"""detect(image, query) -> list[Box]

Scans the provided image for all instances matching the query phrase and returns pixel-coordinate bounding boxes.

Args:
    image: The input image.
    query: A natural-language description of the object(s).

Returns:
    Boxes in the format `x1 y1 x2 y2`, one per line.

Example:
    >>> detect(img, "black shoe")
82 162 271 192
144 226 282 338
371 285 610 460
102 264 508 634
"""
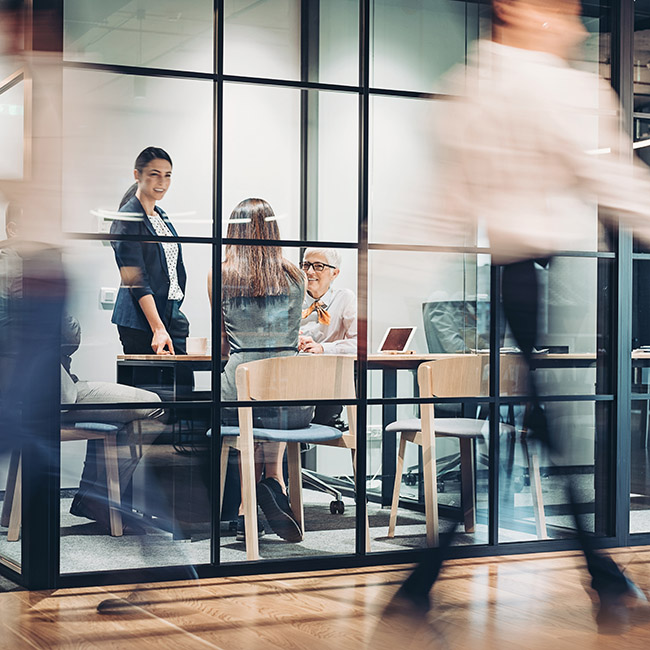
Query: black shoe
595 579 650 634
235 515 266 542
256 478 303 542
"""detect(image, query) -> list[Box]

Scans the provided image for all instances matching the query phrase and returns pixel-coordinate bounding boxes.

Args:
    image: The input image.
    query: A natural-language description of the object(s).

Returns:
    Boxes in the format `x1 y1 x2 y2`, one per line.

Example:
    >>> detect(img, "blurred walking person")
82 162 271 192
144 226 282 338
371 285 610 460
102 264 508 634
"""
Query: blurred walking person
375 0 650 642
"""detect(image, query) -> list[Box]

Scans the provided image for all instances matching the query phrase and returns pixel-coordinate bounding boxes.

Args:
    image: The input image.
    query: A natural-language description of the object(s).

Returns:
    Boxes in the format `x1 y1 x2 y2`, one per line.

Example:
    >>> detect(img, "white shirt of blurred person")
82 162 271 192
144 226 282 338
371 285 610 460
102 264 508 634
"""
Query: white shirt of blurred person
299 248 357 355
433 0 650 264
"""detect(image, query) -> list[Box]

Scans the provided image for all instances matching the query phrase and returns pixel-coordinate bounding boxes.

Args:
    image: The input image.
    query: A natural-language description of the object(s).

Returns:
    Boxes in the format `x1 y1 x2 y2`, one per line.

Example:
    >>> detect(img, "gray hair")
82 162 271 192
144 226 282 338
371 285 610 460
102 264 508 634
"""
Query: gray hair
303 247 341 269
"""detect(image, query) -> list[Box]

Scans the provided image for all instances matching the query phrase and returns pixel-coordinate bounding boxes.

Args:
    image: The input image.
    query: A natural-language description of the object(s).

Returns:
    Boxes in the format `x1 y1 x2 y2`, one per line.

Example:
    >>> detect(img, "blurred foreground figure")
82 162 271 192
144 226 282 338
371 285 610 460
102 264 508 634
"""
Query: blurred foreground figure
374 0 650 643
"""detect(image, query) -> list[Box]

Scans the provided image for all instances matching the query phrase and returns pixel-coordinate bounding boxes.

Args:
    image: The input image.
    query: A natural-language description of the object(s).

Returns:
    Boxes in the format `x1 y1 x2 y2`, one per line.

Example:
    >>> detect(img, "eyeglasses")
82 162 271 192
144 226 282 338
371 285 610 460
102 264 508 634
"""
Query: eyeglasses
301 261 336 272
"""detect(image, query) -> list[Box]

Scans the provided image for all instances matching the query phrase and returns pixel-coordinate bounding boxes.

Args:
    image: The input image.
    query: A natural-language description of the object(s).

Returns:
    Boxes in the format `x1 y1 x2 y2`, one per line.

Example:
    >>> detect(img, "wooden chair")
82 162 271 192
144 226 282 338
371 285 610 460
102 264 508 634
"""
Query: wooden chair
219 354 368 561
1 422 124 540
386 355 548 546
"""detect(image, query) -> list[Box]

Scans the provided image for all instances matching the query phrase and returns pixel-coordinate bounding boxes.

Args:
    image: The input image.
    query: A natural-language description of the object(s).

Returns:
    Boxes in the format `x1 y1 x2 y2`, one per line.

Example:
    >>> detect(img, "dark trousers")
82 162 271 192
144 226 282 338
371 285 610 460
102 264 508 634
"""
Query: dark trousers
117 301 192 396
399 259 629 604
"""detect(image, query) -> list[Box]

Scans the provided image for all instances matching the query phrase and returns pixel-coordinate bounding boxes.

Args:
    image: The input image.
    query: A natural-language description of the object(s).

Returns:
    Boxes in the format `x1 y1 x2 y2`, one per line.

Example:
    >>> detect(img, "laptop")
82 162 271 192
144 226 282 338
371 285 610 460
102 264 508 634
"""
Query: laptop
378 327 417 353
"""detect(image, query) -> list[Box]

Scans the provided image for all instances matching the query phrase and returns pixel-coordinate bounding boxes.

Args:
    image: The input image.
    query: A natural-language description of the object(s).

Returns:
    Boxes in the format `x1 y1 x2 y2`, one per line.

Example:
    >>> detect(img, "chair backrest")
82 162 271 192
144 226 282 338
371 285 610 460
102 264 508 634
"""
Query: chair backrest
479 354 529 396
235 355 356 402
417 355 483 399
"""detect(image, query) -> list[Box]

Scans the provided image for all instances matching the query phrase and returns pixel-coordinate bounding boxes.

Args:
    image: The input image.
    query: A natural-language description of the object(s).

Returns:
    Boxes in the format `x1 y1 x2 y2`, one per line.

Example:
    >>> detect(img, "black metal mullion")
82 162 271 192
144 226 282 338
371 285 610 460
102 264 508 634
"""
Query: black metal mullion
211 0 225 568
354 0 370 558
611 0 634 548
488 265 501 548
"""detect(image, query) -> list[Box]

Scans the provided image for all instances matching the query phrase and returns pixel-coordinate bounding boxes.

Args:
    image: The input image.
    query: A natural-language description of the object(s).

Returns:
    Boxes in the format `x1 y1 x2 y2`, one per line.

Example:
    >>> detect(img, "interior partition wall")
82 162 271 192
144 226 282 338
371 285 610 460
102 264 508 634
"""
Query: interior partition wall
1 0 650 590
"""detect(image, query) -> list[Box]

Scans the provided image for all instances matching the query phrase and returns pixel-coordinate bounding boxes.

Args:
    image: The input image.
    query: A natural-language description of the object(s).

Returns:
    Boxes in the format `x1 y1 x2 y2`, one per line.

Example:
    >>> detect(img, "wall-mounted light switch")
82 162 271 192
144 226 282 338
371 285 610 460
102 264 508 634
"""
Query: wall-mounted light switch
99 287 118 310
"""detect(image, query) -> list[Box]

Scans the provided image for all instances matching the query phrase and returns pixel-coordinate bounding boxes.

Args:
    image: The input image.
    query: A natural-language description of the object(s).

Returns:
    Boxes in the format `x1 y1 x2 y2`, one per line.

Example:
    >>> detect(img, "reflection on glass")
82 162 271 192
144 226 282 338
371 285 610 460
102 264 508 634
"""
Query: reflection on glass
631 400 650 533
64 0 214 72
62 68 213 236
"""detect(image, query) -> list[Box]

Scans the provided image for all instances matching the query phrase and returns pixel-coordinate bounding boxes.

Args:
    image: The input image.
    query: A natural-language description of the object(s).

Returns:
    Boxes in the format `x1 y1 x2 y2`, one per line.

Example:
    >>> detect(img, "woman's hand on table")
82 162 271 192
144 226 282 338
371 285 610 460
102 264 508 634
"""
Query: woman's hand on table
151 327 175 355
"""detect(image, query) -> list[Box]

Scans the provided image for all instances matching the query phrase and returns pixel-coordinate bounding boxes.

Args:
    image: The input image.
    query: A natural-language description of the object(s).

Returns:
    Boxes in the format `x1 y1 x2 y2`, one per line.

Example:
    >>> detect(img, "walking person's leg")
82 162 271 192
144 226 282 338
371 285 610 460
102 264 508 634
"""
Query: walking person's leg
501 260 644 629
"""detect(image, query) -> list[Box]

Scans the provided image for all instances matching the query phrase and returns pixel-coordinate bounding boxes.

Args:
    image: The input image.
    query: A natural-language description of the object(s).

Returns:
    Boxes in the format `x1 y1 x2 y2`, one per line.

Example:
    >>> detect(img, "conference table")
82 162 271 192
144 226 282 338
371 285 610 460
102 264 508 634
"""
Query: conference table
117 351 604 511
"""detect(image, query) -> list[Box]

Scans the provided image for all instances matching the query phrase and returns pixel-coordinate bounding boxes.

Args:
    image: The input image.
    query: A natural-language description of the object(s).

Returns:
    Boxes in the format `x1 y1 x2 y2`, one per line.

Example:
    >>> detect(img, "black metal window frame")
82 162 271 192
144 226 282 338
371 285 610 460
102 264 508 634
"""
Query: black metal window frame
4 0 649 591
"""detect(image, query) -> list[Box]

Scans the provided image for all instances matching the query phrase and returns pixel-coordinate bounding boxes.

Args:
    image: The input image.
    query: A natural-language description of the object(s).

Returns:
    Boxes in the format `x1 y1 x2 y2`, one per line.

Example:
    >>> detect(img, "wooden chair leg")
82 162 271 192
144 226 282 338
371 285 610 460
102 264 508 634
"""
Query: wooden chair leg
102 435 123 537
351 449 371 552
523 438 548 539
459 437 476 534
219 441 230 516
1 449 21 528
286 442 304 534
7 455 21 542
421 430 439 547
239 436 259 561
388 435 407 538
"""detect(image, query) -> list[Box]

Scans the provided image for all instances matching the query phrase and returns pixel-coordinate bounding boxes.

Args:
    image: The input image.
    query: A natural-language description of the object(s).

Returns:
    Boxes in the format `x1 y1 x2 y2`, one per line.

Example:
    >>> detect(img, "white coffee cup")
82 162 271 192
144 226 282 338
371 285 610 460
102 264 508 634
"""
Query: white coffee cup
186 336 208 355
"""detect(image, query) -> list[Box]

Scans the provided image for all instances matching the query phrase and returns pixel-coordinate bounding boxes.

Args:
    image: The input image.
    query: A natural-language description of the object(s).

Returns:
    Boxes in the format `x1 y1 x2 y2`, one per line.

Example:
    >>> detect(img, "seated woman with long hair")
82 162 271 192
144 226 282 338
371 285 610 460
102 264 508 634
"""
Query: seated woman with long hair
208 198 309 543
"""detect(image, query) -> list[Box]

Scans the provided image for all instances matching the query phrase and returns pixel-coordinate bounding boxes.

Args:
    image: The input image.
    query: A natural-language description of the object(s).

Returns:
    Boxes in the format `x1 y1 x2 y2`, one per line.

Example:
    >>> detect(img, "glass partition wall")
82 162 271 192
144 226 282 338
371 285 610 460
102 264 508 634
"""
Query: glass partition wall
2 0 648 590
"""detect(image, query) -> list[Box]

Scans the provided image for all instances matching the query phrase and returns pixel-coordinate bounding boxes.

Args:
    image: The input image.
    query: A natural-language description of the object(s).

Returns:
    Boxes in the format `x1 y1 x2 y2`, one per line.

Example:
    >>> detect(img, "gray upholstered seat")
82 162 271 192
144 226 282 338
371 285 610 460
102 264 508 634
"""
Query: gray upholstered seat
218 424 343 443
386 417 514 438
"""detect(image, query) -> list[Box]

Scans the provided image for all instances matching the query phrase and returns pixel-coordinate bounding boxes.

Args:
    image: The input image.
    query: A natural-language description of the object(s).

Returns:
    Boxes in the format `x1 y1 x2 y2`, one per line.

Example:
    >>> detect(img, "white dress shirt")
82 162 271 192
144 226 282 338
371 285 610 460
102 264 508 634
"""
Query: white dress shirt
436 40 650 264
301 287 357 355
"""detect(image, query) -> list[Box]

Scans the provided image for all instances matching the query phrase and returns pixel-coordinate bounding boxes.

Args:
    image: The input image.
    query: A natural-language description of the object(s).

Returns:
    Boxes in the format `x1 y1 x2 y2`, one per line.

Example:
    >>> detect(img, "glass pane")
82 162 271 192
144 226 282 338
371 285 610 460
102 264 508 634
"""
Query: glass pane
370 96 473 247
631 400 650 533
64 0 214 73
507 257 610 397
318 0 359 86
371 0 474 94
64 240 213 403
499 401 611 543
62 68 213 237
224 0 300 80
308 90 358 243
219 243 358 561
223 83 300 239
369 385 490 551
369 250 490 356
60 406 212 573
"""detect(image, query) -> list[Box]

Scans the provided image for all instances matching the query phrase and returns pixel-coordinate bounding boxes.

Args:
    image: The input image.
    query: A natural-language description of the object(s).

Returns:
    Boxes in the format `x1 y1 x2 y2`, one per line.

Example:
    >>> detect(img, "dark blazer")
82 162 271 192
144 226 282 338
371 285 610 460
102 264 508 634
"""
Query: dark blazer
110 195 187 332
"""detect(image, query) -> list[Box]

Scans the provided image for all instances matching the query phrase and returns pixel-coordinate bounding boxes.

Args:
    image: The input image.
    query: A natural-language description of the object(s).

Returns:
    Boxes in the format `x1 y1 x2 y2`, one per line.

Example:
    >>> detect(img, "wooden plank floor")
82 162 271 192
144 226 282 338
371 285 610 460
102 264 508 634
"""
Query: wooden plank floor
1 547 650 649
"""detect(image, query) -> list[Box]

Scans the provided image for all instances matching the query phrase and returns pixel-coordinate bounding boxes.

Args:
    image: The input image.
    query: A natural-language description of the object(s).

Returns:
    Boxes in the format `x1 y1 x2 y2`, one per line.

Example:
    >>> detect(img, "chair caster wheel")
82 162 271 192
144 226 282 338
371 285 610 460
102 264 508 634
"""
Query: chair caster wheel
330 500 345 515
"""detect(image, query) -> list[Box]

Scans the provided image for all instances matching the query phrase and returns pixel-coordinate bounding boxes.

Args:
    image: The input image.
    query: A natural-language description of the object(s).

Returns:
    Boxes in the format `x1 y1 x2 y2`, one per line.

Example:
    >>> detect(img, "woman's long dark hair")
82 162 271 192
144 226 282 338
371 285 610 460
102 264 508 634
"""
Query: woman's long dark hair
119 147 173 209
222 198 303 298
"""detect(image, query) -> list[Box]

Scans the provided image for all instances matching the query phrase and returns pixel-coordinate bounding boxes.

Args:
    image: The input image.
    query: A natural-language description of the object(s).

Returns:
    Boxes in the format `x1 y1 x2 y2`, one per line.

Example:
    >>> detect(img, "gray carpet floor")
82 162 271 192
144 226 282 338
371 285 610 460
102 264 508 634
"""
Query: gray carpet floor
2 473 650 574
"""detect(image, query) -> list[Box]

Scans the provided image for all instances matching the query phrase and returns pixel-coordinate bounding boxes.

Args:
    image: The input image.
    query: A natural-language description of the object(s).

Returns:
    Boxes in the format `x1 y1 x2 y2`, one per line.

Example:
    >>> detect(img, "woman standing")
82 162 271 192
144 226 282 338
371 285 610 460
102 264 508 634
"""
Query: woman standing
111 147 189 360
208 198 309 543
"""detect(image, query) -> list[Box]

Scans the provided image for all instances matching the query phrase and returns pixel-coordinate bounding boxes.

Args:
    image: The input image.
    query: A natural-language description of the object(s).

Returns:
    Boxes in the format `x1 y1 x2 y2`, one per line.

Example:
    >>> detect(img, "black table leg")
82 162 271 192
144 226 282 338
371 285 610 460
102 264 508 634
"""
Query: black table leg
381 368 398 507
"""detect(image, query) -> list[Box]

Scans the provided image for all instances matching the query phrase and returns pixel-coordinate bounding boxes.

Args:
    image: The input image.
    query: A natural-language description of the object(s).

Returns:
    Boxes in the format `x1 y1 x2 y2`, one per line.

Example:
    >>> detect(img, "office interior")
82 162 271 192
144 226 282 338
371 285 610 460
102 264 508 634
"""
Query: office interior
1 0 650 591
